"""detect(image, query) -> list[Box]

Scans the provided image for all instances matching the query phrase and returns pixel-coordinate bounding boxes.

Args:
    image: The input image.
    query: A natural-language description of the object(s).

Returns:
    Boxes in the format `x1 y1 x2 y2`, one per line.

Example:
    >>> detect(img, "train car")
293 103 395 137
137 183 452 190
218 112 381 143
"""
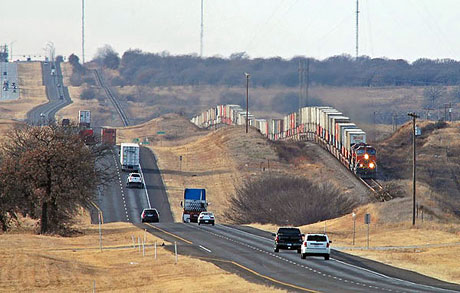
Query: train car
190 103 377 180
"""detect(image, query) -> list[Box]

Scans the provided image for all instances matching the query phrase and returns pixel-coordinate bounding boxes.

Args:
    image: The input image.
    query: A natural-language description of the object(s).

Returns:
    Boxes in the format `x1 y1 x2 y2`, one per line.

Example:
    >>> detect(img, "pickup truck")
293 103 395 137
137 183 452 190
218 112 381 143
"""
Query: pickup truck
273 227 304 253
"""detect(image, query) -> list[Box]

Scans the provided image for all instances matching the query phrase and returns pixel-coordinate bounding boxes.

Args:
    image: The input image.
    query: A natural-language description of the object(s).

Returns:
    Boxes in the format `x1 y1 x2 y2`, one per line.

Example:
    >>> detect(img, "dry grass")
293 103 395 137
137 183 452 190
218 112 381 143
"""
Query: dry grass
56 63 125 127
0 62 47 120
0 212 284 292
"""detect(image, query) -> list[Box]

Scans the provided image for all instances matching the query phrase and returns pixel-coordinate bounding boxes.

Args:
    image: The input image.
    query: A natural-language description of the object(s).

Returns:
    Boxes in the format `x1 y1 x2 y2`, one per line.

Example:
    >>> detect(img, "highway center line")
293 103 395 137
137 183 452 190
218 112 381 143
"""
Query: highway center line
144 223 193 245
194 256 320 293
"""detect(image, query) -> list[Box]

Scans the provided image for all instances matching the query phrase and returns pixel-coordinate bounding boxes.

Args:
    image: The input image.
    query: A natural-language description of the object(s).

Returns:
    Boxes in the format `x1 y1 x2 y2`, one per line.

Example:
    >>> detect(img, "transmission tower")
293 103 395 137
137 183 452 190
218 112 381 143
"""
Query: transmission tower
200 0 204 57
82 0 85 64
355 0 359 59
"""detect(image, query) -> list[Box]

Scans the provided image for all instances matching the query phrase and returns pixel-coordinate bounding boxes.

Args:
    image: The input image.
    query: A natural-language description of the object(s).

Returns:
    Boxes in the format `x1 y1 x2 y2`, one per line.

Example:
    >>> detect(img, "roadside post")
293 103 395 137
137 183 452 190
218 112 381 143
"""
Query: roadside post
352 212 356 245
157 131 165 147
155 241 157 260
98 212 102 252
179 155 182 171
365 213 371 249
174 241 178 264
138 237 141 253
131 235 135 249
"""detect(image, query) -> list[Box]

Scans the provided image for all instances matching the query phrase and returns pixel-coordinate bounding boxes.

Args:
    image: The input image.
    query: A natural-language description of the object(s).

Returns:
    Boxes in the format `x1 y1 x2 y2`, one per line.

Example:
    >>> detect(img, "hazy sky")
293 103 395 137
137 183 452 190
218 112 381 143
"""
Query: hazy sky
2 0 460 62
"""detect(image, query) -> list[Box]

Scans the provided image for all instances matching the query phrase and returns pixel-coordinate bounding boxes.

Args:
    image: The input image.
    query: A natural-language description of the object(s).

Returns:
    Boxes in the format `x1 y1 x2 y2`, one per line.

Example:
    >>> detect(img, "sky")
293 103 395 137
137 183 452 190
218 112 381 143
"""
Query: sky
2 0 460 62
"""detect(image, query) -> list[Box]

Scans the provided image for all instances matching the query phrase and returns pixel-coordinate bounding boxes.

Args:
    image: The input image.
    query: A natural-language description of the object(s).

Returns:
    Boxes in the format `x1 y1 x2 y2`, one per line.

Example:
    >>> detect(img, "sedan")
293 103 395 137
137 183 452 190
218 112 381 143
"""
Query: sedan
198 212 215 226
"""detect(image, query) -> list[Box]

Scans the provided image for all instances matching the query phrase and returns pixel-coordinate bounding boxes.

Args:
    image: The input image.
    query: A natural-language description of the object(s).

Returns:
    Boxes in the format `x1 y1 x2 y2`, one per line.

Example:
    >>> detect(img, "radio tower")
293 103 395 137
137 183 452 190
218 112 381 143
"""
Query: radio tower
82 0 85 64
200 0 204 57
355 0 359 59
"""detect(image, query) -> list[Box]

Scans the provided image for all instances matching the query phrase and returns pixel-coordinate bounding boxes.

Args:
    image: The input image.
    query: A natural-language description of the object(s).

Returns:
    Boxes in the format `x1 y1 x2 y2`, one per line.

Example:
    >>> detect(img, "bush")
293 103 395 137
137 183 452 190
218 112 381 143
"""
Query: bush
224 176 357 226
80 88 96 100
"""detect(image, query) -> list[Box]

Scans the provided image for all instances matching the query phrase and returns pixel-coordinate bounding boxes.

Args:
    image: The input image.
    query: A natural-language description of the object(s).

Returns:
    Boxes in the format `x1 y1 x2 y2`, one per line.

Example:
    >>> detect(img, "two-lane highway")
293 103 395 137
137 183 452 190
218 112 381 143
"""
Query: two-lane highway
143 222 460 293
27 61 71 124
97 146 174 224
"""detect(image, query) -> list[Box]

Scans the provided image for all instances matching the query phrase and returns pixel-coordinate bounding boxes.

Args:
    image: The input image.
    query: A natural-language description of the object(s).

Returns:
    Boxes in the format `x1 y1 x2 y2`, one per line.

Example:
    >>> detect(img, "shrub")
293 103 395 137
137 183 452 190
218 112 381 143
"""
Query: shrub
80 88 96 100
224 176 357 226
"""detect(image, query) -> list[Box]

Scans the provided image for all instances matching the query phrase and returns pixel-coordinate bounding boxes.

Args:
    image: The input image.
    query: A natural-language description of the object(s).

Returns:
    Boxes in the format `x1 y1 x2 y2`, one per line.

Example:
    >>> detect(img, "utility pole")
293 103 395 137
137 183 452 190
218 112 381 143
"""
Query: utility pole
305 59 310 107
298 61 303 112
82 0 85 64
408 112 419 226
355 0 359 59
245 73 250 133
200 0 204 57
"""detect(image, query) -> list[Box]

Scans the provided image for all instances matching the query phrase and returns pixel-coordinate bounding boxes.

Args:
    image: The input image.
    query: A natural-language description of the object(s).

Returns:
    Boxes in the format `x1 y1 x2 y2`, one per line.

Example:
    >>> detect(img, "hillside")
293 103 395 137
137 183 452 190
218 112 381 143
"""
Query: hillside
376 120 460 219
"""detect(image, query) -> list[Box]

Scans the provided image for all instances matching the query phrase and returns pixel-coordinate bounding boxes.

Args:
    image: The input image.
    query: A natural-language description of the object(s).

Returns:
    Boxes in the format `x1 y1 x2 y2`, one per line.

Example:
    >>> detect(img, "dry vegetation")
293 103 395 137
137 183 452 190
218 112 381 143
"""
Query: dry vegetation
57 62 124 127
0 62 47 120
0 212 283 292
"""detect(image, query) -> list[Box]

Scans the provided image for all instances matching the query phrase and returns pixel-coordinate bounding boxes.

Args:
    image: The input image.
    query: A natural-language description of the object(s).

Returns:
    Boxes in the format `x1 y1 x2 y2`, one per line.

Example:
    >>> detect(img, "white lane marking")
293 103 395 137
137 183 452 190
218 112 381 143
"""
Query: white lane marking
199 245 212 253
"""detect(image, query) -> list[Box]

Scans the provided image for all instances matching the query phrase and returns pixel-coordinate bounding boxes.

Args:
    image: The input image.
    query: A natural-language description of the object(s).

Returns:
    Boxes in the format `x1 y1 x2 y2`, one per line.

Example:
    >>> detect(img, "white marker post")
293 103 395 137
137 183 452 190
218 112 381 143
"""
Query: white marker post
174 241 178 264
154 241 157 260
131 235 135 249
142 239 145 257
138 236 141 253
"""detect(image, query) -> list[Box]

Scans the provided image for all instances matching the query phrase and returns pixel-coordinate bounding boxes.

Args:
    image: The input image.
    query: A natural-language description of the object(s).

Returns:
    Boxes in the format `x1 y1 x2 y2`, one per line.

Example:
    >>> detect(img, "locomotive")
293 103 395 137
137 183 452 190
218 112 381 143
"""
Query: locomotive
191 105 377 179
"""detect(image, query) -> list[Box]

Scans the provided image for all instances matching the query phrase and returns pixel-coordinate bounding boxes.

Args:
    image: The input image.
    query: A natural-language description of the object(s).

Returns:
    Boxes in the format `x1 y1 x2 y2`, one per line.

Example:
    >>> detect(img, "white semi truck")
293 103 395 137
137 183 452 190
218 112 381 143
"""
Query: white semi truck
120 143 140 172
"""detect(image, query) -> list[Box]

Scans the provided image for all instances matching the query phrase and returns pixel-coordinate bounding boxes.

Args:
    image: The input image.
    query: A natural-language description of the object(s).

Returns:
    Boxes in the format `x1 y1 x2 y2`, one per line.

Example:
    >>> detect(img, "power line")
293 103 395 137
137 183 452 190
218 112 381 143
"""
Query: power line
200 0 204 57
356 0 359 59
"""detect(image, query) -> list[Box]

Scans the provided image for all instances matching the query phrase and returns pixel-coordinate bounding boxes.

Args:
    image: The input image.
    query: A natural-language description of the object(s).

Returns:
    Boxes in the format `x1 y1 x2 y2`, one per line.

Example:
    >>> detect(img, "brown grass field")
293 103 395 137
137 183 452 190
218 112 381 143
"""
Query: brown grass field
0 212 284 292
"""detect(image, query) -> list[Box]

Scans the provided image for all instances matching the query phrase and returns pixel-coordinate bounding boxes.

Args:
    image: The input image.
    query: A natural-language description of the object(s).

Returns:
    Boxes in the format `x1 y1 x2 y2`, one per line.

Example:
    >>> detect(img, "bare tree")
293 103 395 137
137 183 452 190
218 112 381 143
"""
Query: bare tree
423 86 445 109
0 123 114 234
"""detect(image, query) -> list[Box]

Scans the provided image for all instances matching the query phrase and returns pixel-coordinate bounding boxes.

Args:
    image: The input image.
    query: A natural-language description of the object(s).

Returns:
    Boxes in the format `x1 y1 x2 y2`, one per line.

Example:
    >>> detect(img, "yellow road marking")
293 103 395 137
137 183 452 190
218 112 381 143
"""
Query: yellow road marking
195 256 320 293
91 201 104 224
144 223 193 245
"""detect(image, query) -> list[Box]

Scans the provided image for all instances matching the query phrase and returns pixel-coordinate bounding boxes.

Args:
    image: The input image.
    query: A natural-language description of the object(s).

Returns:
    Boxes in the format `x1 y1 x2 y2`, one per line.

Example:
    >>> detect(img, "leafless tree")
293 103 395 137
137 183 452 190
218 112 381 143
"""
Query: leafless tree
0 123 114 234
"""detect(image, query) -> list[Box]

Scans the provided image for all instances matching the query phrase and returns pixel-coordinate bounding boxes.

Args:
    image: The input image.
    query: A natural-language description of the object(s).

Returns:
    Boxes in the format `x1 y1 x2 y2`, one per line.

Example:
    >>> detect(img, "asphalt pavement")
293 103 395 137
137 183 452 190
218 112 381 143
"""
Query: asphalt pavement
142 222 460 293
26 61 71 124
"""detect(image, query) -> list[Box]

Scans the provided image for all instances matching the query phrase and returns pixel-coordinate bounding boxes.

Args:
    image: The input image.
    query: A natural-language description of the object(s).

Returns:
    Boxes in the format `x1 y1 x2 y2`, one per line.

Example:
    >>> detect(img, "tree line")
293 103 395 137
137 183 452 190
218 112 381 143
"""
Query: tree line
0 123 113 234
93 48 460 88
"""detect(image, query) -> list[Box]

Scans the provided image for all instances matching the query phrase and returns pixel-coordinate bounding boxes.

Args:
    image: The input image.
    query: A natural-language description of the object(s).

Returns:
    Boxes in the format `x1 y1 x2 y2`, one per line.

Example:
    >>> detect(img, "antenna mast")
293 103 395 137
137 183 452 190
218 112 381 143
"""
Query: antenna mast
82 0 85 64
355 0 359 59
200 0 204 57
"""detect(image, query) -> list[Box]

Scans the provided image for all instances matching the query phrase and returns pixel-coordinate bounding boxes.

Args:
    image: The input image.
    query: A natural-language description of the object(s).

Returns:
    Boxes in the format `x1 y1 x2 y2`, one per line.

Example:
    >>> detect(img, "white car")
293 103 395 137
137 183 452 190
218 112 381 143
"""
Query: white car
198 212 215 226
126 172 143 188
300 234 331 260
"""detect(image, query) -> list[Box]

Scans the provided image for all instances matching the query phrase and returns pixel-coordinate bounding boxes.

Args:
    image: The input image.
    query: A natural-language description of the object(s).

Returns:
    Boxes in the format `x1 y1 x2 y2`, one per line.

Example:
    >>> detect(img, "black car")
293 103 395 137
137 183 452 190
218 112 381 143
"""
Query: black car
141 208 159 223
273 227 304 253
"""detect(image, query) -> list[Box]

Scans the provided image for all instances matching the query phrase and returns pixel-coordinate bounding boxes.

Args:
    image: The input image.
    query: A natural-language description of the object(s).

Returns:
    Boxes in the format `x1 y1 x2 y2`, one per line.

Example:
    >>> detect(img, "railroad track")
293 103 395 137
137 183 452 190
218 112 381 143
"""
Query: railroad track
93 69 130 127
360 178 393 202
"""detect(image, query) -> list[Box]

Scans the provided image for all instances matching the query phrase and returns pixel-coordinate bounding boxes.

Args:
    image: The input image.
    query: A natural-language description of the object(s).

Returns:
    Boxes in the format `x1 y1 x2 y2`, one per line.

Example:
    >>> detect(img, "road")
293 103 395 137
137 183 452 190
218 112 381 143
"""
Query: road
26 61 71 124
1 62 19 100
95 146 174 224
141 222 460 293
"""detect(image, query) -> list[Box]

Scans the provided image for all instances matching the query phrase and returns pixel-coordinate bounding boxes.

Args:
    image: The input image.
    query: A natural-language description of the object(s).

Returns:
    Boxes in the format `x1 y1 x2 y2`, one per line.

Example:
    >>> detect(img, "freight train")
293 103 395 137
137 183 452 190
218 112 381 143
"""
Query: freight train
191 105 377 179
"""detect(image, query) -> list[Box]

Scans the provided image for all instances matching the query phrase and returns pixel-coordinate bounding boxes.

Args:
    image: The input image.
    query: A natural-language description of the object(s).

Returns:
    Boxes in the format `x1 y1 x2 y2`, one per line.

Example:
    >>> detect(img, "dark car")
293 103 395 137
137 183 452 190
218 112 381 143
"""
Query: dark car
141 208 159 223
273 227 304 253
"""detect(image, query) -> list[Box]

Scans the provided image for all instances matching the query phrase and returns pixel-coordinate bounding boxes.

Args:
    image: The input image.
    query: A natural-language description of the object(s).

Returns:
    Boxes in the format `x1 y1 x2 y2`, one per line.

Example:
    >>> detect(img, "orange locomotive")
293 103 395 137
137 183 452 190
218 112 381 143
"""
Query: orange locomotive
351 143 377 179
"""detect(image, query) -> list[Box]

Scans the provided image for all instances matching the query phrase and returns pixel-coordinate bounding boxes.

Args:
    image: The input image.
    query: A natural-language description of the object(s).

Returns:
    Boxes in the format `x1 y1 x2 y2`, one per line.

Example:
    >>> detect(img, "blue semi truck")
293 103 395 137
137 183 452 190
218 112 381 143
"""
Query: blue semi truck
181 188 207 223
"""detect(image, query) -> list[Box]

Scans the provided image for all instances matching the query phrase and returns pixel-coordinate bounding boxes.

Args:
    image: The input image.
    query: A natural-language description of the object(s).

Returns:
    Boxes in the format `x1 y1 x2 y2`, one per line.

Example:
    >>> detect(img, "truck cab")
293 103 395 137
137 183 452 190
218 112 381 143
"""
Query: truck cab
181 188 207 223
